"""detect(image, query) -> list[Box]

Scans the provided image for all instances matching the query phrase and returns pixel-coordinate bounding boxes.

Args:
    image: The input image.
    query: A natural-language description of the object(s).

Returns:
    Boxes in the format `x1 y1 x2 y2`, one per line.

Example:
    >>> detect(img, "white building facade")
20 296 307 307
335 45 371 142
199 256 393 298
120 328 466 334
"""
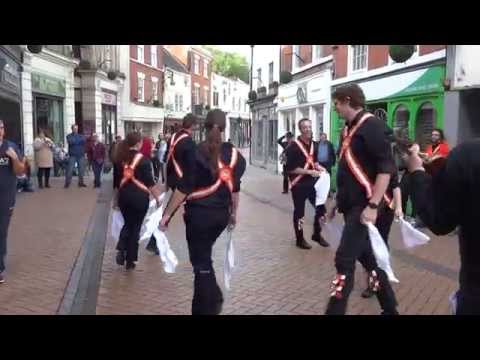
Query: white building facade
21 46 78 163
211 73 249 146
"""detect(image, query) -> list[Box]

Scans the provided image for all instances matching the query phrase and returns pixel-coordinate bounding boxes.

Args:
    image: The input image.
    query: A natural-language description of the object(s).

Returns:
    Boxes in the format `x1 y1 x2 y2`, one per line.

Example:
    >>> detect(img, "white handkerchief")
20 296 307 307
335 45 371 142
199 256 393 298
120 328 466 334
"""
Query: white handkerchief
366 222 399 283
223 230 235 290
399 217 430 249
111 209 124 242
314 172 331 206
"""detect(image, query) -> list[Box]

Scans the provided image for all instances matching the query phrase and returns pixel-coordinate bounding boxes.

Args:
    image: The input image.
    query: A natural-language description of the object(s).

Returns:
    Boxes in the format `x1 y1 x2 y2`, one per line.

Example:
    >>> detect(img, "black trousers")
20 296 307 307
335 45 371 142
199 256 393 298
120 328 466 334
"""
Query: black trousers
291 183 326 242
282 165 288 193
152 157 161 181
37 167 51 187
456 290 480 315
184 205 230 315
325 206 398 315
0 207 13 273
117 191 149 263
400 172 416 218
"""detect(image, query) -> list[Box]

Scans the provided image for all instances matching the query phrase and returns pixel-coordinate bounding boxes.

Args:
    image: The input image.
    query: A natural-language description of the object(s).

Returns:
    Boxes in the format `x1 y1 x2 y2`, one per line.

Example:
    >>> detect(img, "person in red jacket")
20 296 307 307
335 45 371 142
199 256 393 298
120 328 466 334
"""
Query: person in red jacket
419 128 449 176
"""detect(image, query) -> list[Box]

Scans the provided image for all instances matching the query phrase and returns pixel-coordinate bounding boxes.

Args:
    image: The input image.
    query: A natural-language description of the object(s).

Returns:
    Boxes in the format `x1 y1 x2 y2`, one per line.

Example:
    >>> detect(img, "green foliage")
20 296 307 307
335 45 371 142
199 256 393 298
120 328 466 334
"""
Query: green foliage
204 46 250 84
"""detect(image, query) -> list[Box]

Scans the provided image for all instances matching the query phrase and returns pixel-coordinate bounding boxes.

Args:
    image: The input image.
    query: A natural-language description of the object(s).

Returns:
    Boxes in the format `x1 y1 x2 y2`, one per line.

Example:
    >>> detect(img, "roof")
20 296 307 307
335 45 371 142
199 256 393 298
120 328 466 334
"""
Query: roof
162 48 189 74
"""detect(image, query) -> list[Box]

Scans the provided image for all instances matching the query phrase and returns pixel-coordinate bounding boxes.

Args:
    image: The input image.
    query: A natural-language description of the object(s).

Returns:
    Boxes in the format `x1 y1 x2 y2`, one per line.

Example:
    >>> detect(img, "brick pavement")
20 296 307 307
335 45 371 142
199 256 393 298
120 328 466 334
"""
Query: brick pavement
97 157 460 315
0 176 98 315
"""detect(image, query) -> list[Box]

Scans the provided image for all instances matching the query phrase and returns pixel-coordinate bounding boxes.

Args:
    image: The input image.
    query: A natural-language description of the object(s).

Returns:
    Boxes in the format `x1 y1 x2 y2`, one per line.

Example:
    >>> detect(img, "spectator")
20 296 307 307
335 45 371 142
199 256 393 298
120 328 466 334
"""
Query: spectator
0 118 26 283
278 132 294 194
154 134 167 184
17 159 34 193
421 128 450 176
33 129 54 189
316 132 336 174
109 135 122 163
53 142 68 177
65 124 87 188
88 134 106 188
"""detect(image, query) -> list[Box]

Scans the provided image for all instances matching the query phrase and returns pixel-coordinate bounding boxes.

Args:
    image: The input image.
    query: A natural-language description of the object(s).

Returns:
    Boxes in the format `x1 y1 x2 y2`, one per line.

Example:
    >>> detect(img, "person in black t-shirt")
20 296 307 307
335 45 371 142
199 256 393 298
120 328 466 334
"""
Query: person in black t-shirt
278 132 294 194
285 119 329 250
325 84 398 315
159 110 246 315
112 132 162 270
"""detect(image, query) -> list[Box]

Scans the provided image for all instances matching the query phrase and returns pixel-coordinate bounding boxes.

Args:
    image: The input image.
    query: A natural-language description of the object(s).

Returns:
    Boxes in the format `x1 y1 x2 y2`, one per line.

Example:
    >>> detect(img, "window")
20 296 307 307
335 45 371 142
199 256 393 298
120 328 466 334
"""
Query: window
204 87 209 105
257 68 262 88
393 104 410 135
137 72 145 102
238 98 241 111
416 102 436 150
293 45 302 68
232 96 235 111
213 91 219 106
228 83 231 95
194 84 200 105
269 62 274 85
179 95 183 111
223 88 227 104
314 45 323 60
151 77 159 101
175 94 179 112
204 60 209 78
349 45 368 73
151 45 157 67
137 45 144 63
194 55 200 75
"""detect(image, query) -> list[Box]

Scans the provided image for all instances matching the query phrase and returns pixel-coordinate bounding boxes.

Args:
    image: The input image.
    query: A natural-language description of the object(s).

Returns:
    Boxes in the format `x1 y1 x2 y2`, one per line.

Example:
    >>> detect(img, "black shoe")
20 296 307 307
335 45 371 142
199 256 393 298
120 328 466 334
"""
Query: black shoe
312 235 330 247
115 251 125 266
282 190 288 194
39 184 44 189
381 309 399 315
79 183 87 188
361 287 375 298
126 261 136 270
64 184 70 189
45 184 51 188
146 245 160 256
296 239 312 250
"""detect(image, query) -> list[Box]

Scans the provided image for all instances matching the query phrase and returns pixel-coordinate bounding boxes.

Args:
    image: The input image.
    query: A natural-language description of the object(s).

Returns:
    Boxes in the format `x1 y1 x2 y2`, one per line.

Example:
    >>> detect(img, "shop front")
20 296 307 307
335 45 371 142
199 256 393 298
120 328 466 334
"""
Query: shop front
228 116 250 148
101 90 117 147
0 46 23 146
329 64 446 190
31 72 66 146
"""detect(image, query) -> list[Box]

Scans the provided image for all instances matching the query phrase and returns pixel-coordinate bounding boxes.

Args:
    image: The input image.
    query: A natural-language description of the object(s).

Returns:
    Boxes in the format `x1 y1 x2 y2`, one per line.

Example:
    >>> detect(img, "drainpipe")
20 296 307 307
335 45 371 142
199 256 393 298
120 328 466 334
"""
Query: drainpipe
249 45 254 165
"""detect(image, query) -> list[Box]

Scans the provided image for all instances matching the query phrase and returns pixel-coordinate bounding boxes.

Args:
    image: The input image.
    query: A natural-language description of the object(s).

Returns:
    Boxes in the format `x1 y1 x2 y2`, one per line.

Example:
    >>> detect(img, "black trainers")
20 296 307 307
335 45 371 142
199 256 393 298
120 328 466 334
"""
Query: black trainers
296 239 312 250
381 309 399 315
126 261 136 270
79 183 87 188
115 251 125 266
312 235 330 247
0 272 5 284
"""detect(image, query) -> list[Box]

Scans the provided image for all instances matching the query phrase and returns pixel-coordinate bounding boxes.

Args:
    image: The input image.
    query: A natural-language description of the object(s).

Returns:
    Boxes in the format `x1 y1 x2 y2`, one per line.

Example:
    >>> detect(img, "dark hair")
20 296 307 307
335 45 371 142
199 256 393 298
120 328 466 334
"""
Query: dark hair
182 113 197 129
298 118 311 130
113 132 142 165
286 131 294 138
332 84 365 109
201 109 226 176
432 128 445 141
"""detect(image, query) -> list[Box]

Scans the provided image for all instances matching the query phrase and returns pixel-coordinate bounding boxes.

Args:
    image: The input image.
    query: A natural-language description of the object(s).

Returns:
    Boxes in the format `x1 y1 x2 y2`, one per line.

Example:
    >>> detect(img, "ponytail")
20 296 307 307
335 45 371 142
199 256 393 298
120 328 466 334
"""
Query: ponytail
113 132 142 165
201 110 227 176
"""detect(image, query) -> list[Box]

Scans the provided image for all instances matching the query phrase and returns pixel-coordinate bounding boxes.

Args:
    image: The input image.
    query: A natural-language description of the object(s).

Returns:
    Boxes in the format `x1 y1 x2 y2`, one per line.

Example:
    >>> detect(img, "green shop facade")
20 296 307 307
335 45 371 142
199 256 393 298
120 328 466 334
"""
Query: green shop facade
330 64 446 191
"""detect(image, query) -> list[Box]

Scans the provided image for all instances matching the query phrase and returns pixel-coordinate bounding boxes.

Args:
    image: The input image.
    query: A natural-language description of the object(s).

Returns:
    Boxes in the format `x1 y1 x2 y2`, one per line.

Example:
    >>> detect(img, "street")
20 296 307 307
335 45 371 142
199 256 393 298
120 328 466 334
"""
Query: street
0 157 459 315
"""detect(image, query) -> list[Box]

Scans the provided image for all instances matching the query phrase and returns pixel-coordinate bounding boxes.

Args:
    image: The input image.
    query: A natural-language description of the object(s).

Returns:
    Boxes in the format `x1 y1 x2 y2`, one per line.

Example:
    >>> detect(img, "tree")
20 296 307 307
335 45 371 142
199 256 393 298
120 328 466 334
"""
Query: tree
204 46 250 84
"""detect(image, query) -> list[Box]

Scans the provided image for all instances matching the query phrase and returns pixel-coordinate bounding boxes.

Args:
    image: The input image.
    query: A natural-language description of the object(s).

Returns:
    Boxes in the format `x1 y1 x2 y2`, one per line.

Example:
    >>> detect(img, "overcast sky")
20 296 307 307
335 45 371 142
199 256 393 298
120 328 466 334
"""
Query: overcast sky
212 45 278 65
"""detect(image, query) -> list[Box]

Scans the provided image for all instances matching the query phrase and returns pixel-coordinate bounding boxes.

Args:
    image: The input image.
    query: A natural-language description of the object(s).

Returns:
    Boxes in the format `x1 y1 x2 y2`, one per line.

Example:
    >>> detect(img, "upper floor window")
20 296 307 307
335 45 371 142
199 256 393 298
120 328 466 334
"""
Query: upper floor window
204 60 209 78
314 45 324 61
137 72 145 102
268 62 274 85
137 45 144 63
152 77 159 101
349 45 368 73
257 68 262 88
151 45 157 67
194 55 200 75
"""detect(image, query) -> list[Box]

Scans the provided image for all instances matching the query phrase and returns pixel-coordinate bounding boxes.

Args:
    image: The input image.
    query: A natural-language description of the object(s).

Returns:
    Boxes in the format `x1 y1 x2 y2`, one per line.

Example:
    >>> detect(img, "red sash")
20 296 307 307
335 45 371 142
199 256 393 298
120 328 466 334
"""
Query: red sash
289 139 315 190
187 147 239 201
167 132 189 178
119 153 151 194
339 113 394 209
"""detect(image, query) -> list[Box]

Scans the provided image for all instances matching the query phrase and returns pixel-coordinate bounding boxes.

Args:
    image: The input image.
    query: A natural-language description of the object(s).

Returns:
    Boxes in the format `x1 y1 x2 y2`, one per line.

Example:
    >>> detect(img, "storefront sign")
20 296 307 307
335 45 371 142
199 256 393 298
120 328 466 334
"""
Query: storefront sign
102 91 117 106
31 73 66 98
296 84 308 104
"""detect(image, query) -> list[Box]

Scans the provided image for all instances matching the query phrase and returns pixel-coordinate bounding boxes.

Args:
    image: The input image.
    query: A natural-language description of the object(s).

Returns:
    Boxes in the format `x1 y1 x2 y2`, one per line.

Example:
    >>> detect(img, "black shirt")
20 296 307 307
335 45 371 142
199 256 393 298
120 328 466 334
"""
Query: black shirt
185 142 246 209
0 140 22 211
166 130 196 191
114 150 155 197
410 139 480 295
336 110 396 213
285 137 319 189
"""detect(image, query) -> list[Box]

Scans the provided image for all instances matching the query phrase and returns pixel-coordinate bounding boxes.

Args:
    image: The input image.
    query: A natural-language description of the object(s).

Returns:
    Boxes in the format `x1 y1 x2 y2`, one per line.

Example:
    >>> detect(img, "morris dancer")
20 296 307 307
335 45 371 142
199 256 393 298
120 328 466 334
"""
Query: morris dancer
325 84 398 315
285 118 329 250
159 110 246 315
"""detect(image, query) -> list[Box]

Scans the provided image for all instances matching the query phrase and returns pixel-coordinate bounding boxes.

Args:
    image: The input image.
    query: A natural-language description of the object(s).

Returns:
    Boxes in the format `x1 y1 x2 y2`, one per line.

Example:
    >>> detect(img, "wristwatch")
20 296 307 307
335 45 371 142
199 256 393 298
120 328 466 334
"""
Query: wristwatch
367 202 379 210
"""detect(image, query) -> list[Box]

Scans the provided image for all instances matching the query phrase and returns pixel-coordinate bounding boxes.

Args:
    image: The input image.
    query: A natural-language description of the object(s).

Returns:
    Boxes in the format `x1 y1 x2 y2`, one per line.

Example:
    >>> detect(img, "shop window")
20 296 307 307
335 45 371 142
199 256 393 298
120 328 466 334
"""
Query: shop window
393 104 410 137
34 96 64 145
416 102 436 150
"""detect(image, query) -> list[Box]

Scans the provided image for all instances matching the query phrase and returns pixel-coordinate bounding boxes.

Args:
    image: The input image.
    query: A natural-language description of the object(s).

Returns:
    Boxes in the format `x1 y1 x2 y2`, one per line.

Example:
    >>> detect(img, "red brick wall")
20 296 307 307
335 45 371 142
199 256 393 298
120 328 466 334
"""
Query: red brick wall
281 45 292 73
368 45 389 70
419 45 445 56
332 45 348 79
189 50 211 106
129 45 164 105
299 45 312 66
